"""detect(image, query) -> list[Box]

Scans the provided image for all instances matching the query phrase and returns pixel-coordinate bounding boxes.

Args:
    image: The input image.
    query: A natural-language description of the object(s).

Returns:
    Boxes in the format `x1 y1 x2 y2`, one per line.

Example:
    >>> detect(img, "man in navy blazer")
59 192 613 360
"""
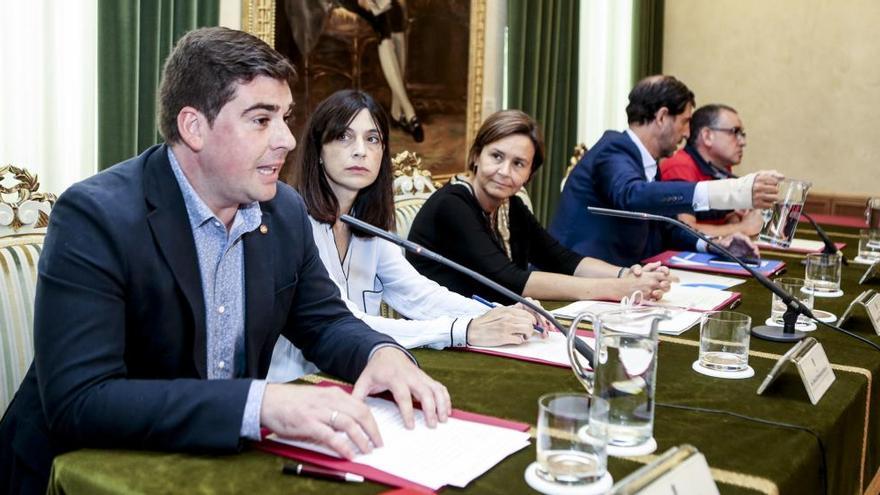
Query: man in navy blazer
550 75 782 266
0 27 450 494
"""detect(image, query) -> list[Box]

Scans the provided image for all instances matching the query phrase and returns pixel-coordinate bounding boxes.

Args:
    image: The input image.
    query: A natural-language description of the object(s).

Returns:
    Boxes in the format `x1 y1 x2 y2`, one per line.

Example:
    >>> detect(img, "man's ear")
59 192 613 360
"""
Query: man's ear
654 106 670 125
701 127 714 147
177 106 206 151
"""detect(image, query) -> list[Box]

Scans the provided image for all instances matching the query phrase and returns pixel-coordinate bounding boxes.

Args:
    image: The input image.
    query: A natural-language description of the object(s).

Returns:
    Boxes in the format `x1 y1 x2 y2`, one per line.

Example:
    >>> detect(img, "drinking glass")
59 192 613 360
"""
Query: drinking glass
758 178 811 247
804 252 842 294
699 311 752 372
859 229 880 261
866 198 880 230
771 278 814 326
536 394 609 485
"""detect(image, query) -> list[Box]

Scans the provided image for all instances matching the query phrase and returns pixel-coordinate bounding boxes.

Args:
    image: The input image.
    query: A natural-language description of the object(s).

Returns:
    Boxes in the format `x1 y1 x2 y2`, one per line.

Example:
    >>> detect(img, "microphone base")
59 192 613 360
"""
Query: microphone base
751 325 809 343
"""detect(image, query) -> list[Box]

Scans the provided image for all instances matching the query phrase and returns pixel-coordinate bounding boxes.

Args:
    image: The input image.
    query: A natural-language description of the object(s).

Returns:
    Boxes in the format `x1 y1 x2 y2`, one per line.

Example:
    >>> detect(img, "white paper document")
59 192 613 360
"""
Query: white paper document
757 238 825 252
550 301 702 336
267 397 530 490
669 269 745 289
469 330 595 367
653 283 738 311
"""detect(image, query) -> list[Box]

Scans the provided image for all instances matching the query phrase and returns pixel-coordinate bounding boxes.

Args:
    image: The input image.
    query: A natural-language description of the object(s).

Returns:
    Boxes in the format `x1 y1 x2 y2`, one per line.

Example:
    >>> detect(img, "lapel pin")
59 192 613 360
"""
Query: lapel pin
259 224 269 235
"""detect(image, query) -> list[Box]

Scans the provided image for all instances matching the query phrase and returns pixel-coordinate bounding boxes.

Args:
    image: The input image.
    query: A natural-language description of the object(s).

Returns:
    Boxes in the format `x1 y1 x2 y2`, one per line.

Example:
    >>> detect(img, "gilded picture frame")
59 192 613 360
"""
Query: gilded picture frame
241 0 492 182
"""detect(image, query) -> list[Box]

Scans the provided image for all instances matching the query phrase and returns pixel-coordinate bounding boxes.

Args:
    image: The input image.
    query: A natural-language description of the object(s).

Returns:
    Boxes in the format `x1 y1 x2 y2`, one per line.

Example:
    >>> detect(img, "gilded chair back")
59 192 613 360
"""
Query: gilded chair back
0 165 55 413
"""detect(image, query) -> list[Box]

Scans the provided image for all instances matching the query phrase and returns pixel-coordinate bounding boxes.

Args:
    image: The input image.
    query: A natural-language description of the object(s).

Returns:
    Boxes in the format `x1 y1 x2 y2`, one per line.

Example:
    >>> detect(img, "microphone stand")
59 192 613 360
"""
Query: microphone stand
588 207 880 351
339 214 595 363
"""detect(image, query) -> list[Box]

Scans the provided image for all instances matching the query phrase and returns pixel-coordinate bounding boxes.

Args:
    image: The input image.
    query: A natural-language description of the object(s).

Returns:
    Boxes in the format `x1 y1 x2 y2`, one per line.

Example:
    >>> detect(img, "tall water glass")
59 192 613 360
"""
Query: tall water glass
804 252 842 294
859 229 880 261
699 311 752 372
758 178 811 247
867 198 880 230
771 278 814 326
536 394 609 484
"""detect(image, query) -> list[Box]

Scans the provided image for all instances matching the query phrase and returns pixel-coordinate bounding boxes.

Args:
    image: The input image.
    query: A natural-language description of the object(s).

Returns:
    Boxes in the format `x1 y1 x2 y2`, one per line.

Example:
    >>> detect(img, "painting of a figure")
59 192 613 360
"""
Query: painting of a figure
276 0 471 182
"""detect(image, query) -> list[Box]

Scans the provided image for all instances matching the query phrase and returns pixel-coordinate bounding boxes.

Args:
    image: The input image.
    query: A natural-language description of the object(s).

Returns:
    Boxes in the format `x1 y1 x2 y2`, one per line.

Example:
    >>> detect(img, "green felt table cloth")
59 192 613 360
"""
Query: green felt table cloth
48 225 880 495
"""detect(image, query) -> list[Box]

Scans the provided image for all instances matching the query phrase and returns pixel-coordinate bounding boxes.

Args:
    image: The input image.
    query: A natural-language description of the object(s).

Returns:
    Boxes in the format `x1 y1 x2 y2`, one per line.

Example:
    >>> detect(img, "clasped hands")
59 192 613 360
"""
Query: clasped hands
619 261 676 301
260 346 449 459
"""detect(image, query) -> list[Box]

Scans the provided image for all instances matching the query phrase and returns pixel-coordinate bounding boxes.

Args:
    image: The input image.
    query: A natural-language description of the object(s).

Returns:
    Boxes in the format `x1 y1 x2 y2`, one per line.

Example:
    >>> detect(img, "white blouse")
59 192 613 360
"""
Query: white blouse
266 216 488 382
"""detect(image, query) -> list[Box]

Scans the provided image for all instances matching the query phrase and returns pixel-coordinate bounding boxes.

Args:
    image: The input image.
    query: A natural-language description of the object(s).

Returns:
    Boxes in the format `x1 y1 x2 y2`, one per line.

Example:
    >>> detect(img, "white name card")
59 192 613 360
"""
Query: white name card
795 340 836 405
757 337 835 405
611 445 718 495
865 292 880 335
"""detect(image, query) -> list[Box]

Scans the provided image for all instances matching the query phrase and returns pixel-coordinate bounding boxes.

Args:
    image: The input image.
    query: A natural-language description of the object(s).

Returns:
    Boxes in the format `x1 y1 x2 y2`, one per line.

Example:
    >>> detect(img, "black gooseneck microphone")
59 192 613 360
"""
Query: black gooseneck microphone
339 214 595 363
588 206 880 351
800 212 848 264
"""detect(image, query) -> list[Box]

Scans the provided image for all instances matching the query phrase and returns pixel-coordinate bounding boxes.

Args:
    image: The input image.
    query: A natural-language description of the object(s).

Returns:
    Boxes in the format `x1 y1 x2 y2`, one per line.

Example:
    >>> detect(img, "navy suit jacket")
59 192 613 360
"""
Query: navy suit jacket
0 144 398 494
549 131 699 266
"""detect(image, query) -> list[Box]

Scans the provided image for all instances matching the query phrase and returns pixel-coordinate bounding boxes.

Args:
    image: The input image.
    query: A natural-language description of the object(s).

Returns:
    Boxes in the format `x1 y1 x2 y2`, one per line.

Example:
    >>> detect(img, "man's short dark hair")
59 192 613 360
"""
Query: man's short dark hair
626 75 695 125
687 104 738 147
158 27 296 143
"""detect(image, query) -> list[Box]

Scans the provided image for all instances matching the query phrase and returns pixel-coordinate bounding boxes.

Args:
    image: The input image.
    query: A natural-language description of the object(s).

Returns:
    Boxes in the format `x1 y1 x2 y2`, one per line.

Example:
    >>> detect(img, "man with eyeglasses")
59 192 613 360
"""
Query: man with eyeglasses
660 104 764 237
550 76 783 267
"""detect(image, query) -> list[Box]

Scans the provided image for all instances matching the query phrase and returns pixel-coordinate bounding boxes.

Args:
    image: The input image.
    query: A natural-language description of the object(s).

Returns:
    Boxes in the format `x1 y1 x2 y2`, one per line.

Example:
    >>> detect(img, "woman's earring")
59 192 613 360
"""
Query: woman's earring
319 157 324 165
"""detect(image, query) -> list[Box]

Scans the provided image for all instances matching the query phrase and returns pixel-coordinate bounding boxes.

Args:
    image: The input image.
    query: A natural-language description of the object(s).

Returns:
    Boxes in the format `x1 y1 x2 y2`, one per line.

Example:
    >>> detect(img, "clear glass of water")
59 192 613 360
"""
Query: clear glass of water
536 394 609 485
859 229 880 261
699 311 751 371
758 178 811 247
771 277 814 326
804 252 842 294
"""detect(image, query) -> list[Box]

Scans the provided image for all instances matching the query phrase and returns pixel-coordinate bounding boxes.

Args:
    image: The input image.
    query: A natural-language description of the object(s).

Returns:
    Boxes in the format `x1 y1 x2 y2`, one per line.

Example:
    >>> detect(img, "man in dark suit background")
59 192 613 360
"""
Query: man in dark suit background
549 75 783 266
0 27 450 494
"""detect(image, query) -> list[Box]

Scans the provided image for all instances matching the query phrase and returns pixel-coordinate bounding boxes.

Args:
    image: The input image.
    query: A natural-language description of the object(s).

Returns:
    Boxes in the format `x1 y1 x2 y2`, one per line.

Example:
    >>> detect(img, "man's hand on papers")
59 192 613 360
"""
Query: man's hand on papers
751 170 784 209
260 383 382 459
468 305 543 346
353 347 451 430
621 261 674 300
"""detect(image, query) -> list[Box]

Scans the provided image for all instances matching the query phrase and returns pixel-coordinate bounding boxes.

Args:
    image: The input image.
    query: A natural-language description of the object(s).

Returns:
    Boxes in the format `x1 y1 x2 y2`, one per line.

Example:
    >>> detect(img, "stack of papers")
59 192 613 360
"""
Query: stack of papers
265 397 530 490
550 301 702 336
468 330 595 368
757 238 846 253
670 269 745 289
652 283 741 311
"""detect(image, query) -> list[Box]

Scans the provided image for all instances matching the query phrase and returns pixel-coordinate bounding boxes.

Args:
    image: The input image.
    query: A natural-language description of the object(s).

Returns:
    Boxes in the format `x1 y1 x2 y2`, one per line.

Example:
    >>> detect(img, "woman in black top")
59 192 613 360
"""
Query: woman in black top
407 110 673 305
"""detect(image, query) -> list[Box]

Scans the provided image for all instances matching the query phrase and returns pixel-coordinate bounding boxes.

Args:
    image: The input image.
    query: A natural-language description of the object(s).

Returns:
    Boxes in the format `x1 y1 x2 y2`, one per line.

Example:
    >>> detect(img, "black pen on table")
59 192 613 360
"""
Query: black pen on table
282 462 364 483
471 294 546 334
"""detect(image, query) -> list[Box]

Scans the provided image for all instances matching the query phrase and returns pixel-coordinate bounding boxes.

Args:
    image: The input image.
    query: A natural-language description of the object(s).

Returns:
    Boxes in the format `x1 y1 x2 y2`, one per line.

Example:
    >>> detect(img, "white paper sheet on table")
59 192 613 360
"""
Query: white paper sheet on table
652 283 739 311
266 397 530 490
669 269 745 289
757 238 824 252
550 300 702 336
469 330 595 367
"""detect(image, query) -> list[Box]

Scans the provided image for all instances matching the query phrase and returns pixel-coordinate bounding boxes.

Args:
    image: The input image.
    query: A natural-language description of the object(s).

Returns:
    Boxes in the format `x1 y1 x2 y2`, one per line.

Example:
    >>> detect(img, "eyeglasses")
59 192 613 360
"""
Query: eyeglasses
709 126 747 140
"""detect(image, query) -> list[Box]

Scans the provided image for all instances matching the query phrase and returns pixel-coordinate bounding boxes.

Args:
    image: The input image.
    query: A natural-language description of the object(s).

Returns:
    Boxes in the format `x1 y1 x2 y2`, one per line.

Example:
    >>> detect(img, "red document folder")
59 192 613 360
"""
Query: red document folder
255 382 530 491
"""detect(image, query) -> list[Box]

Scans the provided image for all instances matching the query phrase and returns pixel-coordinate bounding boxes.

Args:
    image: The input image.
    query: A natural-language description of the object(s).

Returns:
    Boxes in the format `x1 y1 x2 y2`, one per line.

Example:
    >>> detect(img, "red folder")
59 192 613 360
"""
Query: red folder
255 381 530 491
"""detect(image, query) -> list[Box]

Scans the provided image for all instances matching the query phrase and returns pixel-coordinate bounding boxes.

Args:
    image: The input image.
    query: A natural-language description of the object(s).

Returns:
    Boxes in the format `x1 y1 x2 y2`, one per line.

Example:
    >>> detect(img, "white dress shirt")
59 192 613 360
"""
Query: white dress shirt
266 215 488 382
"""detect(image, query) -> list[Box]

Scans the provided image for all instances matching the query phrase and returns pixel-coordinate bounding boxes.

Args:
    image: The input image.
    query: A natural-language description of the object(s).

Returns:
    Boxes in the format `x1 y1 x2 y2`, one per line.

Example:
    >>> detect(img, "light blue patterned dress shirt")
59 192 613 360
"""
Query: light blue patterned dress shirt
168 148 266 440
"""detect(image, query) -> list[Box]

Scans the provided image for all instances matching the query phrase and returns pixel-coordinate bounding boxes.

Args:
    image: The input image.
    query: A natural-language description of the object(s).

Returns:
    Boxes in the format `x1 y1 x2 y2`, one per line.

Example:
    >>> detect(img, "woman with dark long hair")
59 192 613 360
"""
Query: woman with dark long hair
267 90 541 382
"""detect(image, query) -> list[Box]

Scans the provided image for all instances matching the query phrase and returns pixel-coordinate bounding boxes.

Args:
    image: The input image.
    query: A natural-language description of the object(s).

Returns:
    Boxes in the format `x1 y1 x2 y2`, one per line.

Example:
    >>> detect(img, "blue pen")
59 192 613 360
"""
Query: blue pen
471 295 546 334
